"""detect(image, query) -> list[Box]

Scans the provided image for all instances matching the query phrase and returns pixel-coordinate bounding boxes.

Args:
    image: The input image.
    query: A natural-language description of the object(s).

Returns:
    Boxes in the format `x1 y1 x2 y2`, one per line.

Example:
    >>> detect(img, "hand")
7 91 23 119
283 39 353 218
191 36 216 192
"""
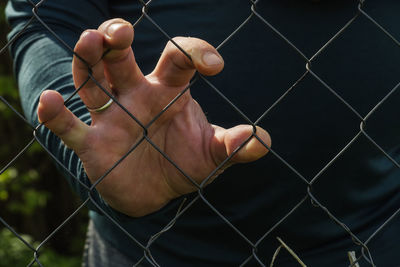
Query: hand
37 18 271 217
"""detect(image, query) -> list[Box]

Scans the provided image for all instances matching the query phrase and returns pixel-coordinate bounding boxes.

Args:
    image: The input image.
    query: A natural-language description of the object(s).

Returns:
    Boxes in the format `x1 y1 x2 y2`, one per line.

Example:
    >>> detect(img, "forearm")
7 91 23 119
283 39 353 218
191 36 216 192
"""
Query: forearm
6 0 109 210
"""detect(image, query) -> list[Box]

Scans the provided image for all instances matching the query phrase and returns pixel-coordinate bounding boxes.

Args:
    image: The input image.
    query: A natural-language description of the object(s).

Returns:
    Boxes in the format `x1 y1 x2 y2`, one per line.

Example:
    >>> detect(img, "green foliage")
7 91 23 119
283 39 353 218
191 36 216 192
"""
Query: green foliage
0 60 87 263
0 75 18 98
0 68 51 217
0 1 87 262
0 75 22 117
0 167 50 216
0 1 6 23
0 74 47 217
0 228 81 267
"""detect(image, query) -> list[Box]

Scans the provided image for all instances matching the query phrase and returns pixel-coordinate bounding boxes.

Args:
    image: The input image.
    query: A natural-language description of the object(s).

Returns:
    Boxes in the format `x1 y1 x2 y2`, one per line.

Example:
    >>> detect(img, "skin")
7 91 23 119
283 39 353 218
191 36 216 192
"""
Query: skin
37 19 271 217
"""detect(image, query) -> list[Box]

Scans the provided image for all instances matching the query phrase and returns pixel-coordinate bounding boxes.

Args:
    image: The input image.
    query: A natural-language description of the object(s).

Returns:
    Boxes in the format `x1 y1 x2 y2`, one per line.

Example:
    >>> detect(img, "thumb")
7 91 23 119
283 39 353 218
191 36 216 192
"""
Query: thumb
151 37 224 87
211 125 271 165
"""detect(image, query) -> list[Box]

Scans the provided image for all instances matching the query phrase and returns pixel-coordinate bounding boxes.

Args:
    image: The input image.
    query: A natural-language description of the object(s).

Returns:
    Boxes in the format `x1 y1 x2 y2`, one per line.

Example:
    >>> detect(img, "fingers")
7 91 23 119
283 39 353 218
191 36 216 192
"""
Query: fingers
37 90 89 153
98 19 144 92
73 18 223 115
73 30 111 111
72 19 144 114
151 37 224 87
211 125 271 165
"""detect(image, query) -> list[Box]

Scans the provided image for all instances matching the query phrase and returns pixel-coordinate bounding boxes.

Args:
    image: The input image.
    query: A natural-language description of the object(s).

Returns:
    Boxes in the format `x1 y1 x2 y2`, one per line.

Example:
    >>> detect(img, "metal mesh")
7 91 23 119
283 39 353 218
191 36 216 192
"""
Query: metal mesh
1 0 399 266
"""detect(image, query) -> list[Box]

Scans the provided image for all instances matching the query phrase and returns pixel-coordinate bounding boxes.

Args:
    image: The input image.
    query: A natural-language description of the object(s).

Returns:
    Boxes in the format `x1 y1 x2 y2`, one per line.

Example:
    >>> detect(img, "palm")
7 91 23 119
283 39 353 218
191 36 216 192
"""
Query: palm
81 80 218 216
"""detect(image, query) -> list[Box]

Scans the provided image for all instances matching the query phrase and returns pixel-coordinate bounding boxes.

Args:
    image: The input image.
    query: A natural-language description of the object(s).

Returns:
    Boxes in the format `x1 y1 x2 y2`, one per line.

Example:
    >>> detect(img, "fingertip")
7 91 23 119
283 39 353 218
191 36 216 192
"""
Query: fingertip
226 125 271 163
249 126 271 158
38 90 65 123
74 30 104 66
37 90 90 152
152 37 224 87
193 50 224 76
100 19 134 50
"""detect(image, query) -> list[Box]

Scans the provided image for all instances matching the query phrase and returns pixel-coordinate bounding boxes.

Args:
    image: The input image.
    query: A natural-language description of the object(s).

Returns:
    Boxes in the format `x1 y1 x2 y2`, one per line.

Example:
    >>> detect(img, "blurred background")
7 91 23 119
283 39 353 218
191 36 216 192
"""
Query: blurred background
0 0 87 266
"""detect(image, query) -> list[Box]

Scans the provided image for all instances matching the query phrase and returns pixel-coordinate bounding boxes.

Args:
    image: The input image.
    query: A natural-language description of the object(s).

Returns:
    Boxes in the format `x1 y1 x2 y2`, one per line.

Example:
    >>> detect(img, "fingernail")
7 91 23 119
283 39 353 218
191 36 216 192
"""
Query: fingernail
106 23 125 37
202 52 222 66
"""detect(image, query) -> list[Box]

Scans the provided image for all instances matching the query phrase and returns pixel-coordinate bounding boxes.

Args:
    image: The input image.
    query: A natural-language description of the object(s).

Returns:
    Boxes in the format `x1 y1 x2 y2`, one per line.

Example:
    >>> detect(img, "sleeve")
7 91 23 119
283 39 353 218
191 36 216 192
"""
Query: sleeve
5 0 117 213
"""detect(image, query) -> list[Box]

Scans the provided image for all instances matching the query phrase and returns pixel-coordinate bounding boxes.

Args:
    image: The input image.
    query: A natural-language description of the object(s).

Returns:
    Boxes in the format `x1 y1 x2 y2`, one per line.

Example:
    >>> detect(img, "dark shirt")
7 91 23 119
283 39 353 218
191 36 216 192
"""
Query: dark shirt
6 0 400 266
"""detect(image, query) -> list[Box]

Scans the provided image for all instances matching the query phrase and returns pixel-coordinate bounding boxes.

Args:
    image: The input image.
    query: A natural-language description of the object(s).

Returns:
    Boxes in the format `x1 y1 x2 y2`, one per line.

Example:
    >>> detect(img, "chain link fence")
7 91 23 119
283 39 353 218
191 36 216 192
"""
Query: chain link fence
1 0 400 266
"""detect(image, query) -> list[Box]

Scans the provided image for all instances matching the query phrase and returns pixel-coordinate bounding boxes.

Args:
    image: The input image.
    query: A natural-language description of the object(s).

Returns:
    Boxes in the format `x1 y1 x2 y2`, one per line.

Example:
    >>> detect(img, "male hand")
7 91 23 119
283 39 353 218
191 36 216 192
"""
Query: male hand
37 19 271 217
